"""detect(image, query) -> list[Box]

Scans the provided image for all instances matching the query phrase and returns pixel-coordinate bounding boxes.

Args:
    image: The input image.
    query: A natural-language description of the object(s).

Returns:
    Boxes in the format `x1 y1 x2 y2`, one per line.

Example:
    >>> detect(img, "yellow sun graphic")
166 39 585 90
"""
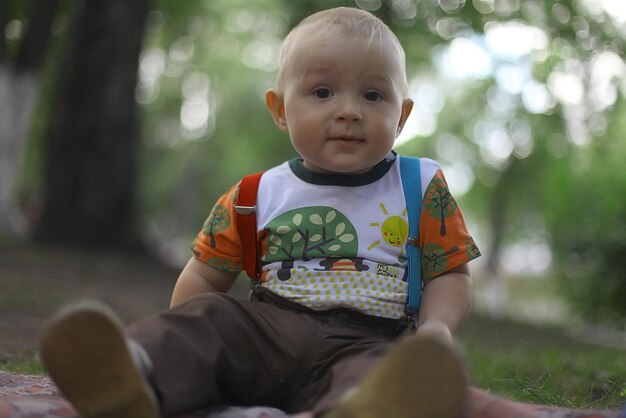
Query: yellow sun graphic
367 202 409 258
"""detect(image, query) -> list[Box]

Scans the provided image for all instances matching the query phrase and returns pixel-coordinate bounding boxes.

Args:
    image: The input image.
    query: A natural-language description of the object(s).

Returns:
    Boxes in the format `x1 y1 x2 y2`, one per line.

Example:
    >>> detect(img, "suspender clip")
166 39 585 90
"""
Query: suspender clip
234 205 256 215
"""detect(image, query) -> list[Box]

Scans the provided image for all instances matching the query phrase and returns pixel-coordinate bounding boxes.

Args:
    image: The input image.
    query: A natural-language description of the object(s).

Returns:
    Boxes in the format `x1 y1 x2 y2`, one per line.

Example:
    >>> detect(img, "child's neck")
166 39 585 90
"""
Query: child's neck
289 154 396 187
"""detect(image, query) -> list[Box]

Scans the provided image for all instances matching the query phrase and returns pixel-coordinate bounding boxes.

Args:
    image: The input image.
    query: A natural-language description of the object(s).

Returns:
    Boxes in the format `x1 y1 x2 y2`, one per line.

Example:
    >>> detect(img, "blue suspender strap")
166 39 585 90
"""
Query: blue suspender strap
399 156 423 313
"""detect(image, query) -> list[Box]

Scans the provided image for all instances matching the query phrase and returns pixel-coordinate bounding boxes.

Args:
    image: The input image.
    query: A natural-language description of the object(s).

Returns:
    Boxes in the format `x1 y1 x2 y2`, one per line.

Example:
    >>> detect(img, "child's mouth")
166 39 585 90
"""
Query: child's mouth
329 136 364 144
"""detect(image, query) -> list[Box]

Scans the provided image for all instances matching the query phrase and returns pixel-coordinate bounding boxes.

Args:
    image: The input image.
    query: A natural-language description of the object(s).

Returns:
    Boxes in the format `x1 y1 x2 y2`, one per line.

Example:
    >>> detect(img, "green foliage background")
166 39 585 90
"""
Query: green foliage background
544 98 626 324
6 0 626 324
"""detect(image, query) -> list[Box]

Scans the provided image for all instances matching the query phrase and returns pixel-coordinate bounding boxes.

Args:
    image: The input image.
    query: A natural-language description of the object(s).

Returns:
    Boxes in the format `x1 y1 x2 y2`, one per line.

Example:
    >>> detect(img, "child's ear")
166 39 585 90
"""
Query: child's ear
396 99 414 137
265 89 288 132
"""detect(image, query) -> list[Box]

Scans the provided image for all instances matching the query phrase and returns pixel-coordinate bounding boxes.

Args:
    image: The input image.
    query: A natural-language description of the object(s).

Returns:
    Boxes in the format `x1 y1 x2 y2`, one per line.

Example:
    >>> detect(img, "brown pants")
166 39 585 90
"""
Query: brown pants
126 286 410 416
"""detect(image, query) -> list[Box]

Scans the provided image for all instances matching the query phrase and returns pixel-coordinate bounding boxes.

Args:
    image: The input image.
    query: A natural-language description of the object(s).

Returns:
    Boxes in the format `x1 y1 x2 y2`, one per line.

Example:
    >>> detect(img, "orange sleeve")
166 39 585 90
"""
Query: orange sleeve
191 182 244 272
420 169 480 281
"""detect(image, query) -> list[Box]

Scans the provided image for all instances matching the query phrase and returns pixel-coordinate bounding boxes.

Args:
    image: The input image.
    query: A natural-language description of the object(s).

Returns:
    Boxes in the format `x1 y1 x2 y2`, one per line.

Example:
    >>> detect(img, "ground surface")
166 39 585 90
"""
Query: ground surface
0 243 182 357
0 241 622 359
2 242 625 410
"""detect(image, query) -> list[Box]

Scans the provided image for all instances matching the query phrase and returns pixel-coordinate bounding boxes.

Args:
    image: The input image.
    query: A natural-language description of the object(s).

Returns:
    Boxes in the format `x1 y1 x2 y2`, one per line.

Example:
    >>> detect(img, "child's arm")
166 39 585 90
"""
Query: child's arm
416 263 472 345
170 257 239 308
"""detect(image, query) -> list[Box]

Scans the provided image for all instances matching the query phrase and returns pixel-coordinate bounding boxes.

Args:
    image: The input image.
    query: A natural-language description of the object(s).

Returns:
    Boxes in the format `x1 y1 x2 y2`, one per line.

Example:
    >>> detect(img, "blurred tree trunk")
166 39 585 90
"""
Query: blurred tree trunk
34 0 149 249
0 0 59 236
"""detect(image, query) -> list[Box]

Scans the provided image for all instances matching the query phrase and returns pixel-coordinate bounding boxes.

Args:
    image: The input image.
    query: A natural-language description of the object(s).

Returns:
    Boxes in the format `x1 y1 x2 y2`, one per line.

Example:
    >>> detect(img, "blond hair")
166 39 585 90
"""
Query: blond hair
277 7 409 96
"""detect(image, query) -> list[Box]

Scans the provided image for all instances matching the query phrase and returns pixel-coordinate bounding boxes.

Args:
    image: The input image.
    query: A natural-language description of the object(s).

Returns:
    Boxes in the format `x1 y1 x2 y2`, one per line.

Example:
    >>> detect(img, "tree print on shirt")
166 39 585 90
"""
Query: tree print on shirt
465 238 481 259
423 243 459 276
203 257 240 271
424 176 458 236
263 207 358 280
203 205 230 248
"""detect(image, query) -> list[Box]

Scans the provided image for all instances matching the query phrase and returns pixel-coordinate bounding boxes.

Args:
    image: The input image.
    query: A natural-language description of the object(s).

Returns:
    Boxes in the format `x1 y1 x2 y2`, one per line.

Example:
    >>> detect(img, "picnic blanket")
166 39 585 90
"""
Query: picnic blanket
3 370 621 418
0 370 288 418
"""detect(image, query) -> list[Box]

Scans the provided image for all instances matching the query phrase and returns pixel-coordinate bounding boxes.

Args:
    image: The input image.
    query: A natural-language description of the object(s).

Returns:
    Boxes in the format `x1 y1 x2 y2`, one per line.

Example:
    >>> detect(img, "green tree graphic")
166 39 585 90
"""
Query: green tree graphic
203 205 230 247
423 243 459 276
204 257 240 271
465 238 481 259
424 177 458 236
264 207 358 264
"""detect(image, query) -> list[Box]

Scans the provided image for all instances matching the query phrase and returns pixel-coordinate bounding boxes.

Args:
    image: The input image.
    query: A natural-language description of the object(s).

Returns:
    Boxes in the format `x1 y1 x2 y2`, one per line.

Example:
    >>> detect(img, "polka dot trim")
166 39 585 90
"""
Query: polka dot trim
262 270 408 319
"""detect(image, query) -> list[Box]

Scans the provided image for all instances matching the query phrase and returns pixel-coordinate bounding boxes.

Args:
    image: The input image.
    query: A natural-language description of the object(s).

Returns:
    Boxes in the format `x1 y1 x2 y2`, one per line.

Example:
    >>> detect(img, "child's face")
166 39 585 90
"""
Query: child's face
267 30 413 174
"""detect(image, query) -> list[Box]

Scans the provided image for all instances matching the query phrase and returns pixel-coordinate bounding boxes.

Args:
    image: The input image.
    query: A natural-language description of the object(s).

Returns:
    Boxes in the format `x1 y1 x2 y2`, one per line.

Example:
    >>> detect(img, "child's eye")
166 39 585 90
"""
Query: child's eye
313 88 332 99
363 90 382 101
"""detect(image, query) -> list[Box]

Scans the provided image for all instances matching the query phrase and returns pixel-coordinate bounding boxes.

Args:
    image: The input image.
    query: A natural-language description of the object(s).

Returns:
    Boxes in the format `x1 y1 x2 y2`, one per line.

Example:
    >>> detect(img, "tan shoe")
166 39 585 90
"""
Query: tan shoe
40 301 160 418
323 334 466 418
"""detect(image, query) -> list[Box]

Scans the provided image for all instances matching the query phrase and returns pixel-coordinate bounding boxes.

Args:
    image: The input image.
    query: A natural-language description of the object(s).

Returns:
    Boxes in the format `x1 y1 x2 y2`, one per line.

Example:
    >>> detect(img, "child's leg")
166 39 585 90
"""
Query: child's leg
293 345 622 418
127 292 322 414
42 294 322 417
319 333 467 418
40 301 159 418
463 387 623 418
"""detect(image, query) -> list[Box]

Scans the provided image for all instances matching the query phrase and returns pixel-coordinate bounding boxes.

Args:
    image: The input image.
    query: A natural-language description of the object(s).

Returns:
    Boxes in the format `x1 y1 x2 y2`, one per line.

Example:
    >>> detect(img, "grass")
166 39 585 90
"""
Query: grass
0 350 43 375
466 345 625 409
464 275 625 411
460 315 626 411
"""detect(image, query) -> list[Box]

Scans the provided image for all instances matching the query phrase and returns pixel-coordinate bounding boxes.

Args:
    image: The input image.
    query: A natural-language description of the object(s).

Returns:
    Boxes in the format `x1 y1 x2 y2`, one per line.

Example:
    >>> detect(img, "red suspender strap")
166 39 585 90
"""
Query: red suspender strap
234 172 264 281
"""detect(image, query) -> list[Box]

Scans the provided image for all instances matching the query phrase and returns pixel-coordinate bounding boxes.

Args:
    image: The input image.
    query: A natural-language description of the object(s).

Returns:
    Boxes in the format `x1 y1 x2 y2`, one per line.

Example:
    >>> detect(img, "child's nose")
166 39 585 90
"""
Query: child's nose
334 96 362 122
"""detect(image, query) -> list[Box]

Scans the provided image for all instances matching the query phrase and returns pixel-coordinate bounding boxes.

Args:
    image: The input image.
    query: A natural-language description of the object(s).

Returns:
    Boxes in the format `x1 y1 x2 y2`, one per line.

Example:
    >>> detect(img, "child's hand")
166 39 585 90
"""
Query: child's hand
415 320 453 346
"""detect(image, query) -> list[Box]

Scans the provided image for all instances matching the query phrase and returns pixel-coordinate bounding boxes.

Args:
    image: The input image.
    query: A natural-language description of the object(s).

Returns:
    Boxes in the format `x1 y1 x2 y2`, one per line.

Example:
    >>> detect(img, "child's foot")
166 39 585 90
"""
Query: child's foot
40 301 160 418
323 334 466 418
